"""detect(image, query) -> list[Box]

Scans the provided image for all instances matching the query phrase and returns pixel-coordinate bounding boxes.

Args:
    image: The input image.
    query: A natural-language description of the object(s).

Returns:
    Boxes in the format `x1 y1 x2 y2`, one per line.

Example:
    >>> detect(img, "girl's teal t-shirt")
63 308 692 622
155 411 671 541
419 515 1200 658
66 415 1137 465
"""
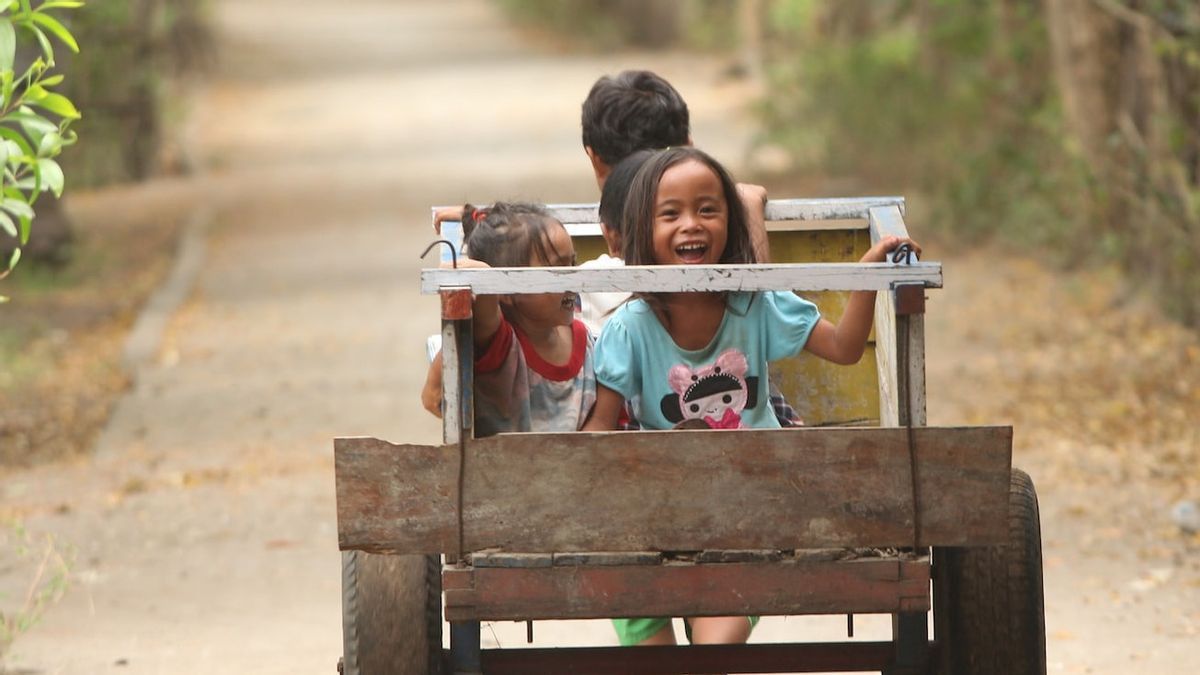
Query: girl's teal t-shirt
594 291 820 431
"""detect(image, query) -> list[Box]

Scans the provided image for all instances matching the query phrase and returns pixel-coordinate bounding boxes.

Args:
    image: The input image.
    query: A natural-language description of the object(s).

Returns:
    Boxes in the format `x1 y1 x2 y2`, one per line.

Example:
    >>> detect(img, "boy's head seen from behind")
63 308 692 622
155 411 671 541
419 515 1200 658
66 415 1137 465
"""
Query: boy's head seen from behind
581 70 690 186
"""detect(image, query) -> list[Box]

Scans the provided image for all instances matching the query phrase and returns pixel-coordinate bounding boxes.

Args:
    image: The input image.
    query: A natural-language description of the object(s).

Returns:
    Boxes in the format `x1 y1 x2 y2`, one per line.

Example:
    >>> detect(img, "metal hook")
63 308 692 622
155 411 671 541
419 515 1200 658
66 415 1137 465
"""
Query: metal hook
891 242 915 265
420 239 458 269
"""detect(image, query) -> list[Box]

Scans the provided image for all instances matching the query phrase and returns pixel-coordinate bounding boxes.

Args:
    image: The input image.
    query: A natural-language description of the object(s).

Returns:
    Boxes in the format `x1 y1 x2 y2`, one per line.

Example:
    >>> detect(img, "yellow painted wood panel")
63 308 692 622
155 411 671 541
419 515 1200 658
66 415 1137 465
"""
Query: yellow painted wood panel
572 228 879 426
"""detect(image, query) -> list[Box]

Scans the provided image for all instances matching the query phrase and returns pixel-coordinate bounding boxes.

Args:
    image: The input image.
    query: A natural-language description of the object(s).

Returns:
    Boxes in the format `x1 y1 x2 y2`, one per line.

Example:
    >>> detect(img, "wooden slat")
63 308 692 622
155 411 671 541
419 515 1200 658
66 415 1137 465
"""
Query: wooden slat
421 262 942 294
438 197 905 230
552 552 662 566
867 205 911 242
567 219 870 238
334 437 458 555
767 197 904 222
335 426 1012 554
874 289 900 427
479 642 900 675
442 557 930 621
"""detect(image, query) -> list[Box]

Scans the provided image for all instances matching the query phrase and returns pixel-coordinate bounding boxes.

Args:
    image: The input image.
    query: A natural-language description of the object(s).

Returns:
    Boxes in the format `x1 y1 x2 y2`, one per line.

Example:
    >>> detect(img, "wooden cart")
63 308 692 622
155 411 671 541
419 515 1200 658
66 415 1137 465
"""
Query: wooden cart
335 198 1046 674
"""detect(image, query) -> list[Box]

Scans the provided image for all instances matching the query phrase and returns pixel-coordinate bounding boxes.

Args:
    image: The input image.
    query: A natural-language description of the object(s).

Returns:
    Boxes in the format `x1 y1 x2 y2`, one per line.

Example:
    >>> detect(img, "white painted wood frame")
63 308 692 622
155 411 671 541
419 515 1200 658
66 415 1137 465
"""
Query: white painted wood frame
435 197 905 237
421 262 941 295
867 205 927 429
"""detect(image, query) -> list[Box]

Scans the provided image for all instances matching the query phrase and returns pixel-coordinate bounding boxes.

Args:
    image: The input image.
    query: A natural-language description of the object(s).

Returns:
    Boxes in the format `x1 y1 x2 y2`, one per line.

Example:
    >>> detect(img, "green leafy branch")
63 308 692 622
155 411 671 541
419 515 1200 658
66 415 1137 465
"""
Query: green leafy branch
0 0 83 295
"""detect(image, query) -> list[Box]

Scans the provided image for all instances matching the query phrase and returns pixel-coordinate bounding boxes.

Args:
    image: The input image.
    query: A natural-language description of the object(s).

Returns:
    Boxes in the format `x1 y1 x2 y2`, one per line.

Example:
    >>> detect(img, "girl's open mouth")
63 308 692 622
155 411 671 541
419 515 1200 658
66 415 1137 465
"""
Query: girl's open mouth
561 293 577 311
675 242 708 263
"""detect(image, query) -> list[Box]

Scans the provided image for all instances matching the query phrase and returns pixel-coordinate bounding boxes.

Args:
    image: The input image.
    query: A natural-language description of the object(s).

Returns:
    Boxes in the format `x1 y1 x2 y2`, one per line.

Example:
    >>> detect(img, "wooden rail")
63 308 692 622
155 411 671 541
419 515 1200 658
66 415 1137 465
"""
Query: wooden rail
420 262 941 294
335 426 1012 556
434 196 906 229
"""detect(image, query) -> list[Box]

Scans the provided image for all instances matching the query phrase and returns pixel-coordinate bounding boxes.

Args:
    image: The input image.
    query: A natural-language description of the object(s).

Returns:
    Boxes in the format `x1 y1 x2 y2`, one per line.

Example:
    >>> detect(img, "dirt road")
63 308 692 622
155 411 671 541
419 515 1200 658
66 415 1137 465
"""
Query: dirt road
2 0 1196 673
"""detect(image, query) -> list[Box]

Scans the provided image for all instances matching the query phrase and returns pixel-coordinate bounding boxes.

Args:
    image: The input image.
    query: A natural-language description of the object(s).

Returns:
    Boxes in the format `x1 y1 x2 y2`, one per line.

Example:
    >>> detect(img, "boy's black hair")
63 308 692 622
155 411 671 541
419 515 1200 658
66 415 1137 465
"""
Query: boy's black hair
581 70 690 167
598 148 655 237
462 202 562 269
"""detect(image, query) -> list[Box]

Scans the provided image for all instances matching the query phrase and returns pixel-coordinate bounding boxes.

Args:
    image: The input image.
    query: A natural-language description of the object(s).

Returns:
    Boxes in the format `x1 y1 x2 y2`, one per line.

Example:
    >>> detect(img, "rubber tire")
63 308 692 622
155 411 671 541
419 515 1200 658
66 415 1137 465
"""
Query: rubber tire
340 551 444 675
935 468 1046 675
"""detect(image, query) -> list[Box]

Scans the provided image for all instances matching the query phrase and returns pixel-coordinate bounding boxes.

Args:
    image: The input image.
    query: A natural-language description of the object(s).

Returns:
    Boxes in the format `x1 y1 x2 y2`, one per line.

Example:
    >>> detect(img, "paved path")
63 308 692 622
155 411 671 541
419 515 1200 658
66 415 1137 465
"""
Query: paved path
2 1 1196 673
1 1 760 672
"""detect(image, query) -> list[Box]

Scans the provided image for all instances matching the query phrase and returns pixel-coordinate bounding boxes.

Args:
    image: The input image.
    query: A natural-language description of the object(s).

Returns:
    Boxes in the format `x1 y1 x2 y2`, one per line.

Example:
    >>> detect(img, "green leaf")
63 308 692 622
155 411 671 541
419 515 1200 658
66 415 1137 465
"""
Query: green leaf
0 125 35 159
38 2 86 9
35 158 61 196
23 82 47 102
7 246 20 270
29 12 77 53
2 197 34 221
37 129 60 155
3 139 25 163
2 70 13 108
29 24 53 64
17 212 30 244
0 19 14 72
29 92 78 119
0 209 14 238
38 74 63 87
4 108 58 136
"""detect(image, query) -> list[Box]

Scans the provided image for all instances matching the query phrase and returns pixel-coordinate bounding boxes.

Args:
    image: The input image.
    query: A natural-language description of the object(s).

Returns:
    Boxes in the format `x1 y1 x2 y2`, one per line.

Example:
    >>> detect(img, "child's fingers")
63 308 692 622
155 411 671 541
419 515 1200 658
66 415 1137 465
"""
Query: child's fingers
432 206 465 234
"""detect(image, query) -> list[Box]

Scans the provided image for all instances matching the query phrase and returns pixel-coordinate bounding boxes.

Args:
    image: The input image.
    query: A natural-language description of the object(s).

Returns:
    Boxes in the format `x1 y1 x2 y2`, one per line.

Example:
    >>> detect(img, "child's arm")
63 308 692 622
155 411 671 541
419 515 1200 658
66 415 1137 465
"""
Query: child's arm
448 257 503 349
420 350 444 418
419 258 501 418
432 205 465 234
803 235 922 365
582 384 625 431
737 182 771 262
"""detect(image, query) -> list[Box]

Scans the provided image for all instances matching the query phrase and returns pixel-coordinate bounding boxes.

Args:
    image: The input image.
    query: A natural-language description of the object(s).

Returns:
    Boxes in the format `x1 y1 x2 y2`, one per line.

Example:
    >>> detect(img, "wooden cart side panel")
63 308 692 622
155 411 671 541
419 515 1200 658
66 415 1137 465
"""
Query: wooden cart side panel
336 426 1011 554
334 436 459 554
442 558 931 622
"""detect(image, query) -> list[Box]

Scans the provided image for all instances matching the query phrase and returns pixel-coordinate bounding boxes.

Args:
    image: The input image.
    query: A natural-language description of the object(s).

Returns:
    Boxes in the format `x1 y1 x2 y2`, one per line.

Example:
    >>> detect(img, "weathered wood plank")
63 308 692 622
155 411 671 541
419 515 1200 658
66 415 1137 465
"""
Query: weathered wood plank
469 552 553 568
553 551 663 566
479 642 898 675
695 550 783 564
335 426 1012 554
421 262 942 295
442 557 930 621
874 289 900 427
867 205 911 243
334 437 458 554
437 197 905 231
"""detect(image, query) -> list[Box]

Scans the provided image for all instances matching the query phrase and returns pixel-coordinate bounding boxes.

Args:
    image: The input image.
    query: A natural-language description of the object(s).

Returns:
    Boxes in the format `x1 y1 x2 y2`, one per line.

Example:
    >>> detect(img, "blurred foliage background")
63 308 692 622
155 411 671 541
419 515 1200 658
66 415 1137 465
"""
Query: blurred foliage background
502 0 1200 329
60 0 211 186
17 0 211 264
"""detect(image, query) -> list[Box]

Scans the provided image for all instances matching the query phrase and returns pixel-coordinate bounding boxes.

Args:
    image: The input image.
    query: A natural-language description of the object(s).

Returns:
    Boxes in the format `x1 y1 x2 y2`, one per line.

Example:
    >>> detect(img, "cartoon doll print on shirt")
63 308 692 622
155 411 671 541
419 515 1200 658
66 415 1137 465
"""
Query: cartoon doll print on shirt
661 348 759 429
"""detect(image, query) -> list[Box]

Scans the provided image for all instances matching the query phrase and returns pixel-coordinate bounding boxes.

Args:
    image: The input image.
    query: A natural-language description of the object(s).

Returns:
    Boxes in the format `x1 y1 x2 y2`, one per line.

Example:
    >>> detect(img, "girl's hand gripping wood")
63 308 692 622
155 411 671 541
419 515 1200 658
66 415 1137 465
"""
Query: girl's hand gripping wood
802 235 922 365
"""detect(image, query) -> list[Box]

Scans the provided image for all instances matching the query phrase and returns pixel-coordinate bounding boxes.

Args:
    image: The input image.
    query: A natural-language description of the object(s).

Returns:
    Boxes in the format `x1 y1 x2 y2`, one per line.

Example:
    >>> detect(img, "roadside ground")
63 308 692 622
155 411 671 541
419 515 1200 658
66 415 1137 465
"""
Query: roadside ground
1 0 1197 673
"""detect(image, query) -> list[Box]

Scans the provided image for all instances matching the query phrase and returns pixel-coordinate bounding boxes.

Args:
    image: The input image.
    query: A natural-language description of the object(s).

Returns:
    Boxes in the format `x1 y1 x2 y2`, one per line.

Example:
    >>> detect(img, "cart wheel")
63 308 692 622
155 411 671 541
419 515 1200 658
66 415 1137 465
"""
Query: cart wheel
340 551 445 675
935 468 1046 675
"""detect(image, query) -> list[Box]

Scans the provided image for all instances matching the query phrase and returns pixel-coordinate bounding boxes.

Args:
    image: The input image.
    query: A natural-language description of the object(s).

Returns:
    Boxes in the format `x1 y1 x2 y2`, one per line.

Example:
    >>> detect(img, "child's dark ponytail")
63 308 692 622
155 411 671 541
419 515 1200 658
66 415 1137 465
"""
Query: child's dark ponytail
461 203 488 244
462 201 561 269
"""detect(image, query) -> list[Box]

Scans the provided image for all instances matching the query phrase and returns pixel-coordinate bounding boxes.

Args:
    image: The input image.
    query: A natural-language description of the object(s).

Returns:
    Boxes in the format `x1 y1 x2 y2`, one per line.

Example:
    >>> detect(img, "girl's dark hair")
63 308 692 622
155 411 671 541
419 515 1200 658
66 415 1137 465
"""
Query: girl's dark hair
621 146 755 267
598 149 655 237
462 201 563 269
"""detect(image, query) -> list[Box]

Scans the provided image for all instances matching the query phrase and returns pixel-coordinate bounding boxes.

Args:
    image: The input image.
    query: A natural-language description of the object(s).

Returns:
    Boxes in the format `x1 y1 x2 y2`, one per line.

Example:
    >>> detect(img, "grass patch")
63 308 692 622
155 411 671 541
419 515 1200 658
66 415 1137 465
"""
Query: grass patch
0 195 183 468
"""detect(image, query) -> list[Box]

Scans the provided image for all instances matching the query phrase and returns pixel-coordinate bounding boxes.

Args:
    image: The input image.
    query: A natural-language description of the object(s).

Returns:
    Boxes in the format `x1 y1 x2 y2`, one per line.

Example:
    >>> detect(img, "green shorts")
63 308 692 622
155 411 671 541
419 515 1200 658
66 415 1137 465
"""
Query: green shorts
611 616 759 646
